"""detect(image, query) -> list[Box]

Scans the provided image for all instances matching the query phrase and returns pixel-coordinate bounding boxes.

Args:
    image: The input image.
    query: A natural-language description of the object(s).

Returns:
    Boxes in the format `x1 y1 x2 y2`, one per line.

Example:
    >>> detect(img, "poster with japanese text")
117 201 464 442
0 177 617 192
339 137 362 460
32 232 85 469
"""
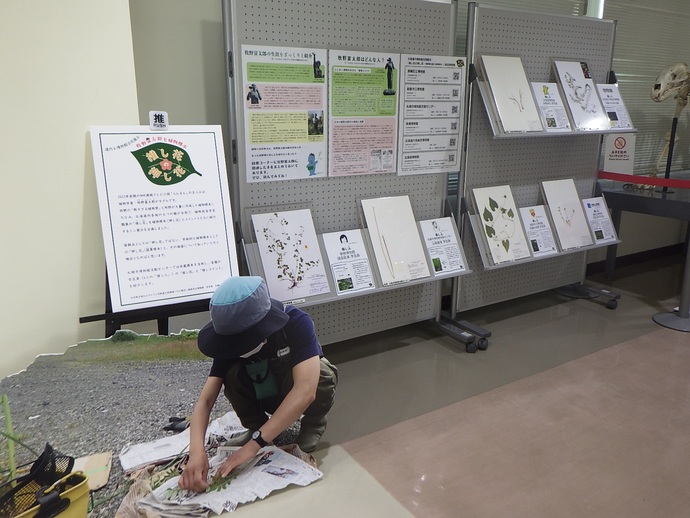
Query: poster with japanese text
251 209 331 303
398 55 466 175
328 50 400 176
89 126 238 312
241 45 327 182
322 229 376 295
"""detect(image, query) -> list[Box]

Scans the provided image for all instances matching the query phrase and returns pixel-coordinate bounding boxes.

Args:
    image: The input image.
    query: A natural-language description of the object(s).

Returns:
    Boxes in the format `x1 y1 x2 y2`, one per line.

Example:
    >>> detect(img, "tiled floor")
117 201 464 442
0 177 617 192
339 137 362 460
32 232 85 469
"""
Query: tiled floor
231 253 688 517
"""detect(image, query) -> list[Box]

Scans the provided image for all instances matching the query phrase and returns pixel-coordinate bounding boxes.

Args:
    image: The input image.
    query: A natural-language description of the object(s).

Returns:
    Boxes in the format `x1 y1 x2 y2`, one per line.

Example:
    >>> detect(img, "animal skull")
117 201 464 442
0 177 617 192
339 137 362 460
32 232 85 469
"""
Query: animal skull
651 62 690 102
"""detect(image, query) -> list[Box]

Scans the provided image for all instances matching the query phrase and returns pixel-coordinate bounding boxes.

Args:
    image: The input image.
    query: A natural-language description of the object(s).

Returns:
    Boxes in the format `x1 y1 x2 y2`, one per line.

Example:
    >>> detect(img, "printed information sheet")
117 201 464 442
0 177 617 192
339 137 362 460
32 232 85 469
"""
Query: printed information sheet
518 205 559 256
328 50 400 176
596 83 634 129
241 45 328 182
89 126 238 312
322 229 376 295
419 218 467 275
582 197 617 244
397 55 466 175
531 82 571 133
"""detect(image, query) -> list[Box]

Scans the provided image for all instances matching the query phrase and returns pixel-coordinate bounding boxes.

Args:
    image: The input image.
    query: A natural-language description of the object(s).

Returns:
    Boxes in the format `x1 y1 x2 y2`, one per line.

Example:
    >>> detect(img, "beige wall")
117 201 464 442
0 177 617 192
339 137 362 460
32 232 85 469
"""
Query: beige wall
0 1 139 378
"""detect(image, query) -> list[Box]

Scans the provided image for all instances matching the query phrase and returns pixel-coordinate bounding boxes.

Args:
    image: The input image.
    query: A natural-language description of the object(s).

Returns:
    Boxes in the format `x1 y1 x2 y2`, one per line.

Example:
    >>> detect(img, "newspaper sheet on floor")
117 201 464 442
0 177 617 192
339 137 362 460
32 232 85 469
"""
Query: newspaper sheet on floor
137 446 323 516
119 412 248 472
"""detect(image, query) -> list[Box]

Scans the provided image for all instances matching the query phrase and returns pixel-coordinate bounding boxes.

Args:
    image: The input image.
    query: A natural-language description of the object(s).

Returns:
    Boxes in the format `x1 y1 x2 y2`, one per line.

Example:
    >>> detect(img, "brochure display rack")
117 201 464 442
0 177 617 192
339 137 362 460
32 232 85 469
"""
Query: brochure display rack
472 17 634 139
454 4 622 314
223 0 466 345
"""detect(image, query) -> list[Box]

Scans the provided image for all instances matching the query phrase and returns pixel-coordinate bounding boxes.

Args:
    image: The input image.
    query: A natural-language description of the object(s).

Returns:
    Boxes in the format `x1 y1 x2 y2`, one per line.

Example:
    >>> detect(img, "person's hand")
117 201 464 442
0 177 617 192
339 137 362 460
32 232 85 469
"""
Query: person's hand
179 453 210 492
218 442 260 477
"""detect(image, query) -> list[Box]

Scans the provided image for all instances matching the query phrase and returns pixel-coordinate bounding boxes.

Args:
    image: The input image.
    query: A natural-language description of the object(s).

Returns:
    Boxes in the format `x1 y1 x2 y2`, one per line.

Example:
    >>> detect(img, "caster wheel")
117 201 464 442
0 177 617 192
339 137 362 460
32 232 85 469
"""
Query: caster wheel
466 341 478 354
605 299 618 310
477 338 489 350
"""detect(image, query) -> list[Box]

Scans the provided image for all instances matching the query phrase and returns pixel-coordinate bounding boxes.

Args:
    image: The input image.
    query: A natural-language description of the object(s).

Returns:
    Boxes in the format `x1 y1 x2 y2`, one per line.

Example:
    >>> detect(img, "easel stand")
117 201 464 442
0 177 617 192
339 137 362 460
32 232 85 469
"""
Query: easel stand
79 275 209 337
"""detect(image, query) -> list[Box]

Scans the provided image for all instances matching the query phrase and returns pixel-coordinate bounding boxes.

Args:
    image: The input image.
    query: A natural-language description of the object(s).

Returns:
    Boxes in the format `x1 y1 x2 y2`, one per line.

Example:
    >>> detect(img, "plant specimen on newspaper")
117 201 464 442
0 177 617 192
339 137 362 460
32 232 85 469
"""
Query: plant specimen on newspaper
252 209 330 301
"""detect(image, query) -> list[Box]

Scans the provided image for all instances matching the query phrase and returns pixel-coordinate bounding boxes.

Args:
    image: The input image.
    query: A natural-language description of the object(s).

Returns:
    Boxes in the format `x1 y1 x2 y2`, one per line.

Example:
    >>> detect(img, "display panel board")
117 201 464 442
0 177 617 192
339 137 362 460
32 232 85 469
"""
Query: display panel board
90 125 239 312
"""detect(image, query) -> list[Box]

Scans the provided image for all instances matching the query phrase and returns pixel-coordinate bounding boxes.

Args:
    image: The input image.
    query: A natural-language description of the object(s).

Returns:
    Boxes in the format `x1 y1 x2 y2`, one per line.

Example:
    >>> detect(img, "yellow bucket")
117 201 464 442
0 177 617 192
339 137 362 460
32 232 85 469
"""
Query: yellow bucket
15 472 89 518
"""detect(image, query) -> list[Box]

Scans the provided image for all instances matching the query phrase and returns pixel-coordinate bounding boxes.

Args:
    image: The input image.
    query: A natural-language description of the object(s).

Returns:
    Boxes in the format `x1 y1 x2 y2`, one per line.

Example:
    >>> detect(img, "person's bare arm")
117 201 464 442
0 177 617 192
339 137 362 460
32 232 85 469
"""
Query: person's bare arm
217 356 320 476
179 376 223 492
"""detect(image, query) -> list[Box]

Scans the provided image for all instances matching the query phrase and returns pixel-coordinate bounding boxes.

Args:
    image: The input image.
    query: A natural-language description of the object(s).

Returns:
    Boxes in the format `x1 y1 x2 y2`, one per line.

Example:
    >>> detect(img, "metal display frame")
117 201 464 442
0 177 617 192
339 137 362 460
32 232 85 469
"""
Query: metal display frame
453 3 618 314
222 0 461 345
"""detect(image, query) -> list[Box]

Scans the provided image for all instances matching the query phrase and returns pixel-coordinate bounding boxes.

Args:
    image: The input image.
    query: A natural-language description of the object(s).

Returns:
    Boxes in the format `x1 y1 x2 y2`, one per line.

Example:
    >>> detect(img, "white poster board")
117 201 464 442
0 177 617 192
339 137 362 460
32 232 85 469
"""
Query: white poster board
480 55 543 133
360 196 431 286
89 125 239 312
541 178 594 250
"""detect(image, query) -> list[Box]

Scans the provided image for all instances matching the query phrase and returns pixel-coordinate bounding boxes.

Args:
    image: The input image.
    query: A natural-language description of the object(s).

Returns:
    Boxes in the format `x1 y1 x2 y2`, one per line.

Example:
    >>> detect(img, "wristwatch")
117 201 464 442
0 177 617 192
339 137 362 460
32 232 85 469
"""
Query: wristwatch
251 430 268 447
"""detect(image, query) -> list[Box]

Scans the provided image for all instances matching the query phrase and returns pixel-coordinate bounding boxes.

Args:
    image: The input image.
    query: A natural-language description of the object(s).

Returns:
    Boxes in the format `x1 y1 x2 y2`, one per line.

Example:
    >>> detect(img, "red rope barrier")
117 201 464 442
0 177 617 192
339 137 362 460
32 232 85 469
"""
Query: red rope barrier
598 171 690 189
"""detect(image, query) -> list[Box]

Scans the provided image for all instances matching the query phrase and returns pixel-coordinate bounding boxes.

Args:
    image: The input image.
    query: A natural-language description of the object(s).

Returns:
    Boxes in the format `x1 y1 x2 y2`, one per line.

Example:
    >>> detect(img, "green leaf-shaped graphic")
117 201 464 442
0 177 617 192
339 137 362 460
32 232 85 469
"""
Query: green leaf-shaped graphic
488 197 499 211
485 224 496 238
131 143 202 186
502 239 510 252
507 208 514 218
482 207 494 222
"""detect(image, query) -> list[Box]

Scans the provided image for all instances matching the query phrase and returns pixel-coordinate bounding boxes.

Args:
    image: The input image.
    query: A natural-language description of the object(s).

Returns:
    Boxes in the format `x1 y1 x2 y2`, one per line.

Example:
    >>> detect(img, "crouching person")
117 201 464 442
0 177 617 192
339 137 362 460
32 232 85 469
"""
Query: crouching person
179 276 338 492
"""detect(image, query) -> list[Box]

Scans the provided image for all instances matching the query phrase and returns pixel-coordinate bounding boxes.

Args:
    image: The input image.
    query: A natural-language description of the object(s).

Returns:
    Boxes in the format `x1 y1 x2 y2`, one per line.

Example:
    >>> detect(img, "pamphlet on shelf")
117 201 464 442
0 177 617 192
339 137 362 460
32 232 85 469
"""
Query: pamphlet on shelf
541 179 594 250
530 82 571 133
251 209 331 302
596 83 634 129
581 197 618 244
552 60 609 131
360 196 431 286
518 205 559 256
479 55 543 133
418 217 467 275
322 229 376 295
471 185 532 265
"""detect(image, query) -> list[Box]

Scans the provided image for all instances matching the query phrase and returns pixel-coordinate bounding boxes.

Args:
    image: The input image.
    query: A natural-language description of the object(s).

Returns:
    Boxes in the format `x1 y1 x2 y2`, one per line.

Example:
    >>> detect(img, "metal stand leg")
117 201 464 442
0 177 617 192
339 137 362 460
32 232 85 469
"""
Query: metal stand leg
653 243 690 331
432 311 492 354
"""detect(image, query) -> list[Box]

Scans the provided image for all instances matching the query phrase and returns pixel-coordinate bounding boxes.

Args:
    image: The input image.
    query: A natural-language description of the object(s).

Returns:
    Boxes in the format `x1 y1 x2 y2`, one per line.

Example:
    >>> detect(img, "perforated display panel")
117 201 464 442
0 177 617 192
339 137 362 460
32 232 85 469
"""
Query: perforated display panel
455 4 616 312
223 0 456 345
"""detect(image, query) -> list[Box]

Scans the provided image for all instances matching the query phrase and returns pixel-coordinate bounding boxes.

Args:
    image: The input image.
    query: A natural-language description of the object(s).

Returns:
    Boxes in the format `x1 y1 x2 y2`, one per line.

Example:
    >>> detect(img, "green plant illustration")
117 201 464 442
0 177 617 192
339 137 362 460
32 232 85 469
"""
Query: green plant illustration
482 195 516 253
260 213 319 290
131 143 202 186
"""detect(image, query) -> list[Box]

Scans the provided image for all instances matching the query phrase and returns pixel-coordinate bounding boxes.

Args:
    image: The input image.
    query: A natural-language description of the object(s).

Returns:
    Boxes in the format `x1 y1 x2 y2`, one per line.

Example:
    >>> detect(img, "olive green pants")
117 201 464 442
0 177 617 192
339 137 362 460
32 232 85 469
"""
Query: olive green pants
223 357 338 450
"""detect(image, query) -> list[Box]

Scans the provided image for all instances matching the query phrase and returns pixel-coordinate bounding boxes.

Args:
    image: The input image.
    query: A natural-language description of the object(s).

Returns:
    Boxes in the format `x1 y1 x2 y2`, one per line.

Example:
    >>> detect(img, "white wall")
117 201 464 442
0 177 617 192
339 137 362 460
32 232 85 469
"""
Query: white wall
0 1 139 378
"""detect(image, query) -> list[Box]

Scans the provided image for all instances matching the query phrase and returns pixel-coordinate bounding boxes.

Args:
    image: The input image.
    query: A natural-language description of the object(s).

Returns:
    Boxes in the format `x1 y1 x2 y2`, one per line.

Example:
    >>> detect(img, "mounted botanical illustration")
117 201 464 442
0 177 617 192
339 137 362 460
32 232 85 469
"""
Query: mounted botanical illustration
472 185 532 265
480 55 543 133
251 209 330 302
